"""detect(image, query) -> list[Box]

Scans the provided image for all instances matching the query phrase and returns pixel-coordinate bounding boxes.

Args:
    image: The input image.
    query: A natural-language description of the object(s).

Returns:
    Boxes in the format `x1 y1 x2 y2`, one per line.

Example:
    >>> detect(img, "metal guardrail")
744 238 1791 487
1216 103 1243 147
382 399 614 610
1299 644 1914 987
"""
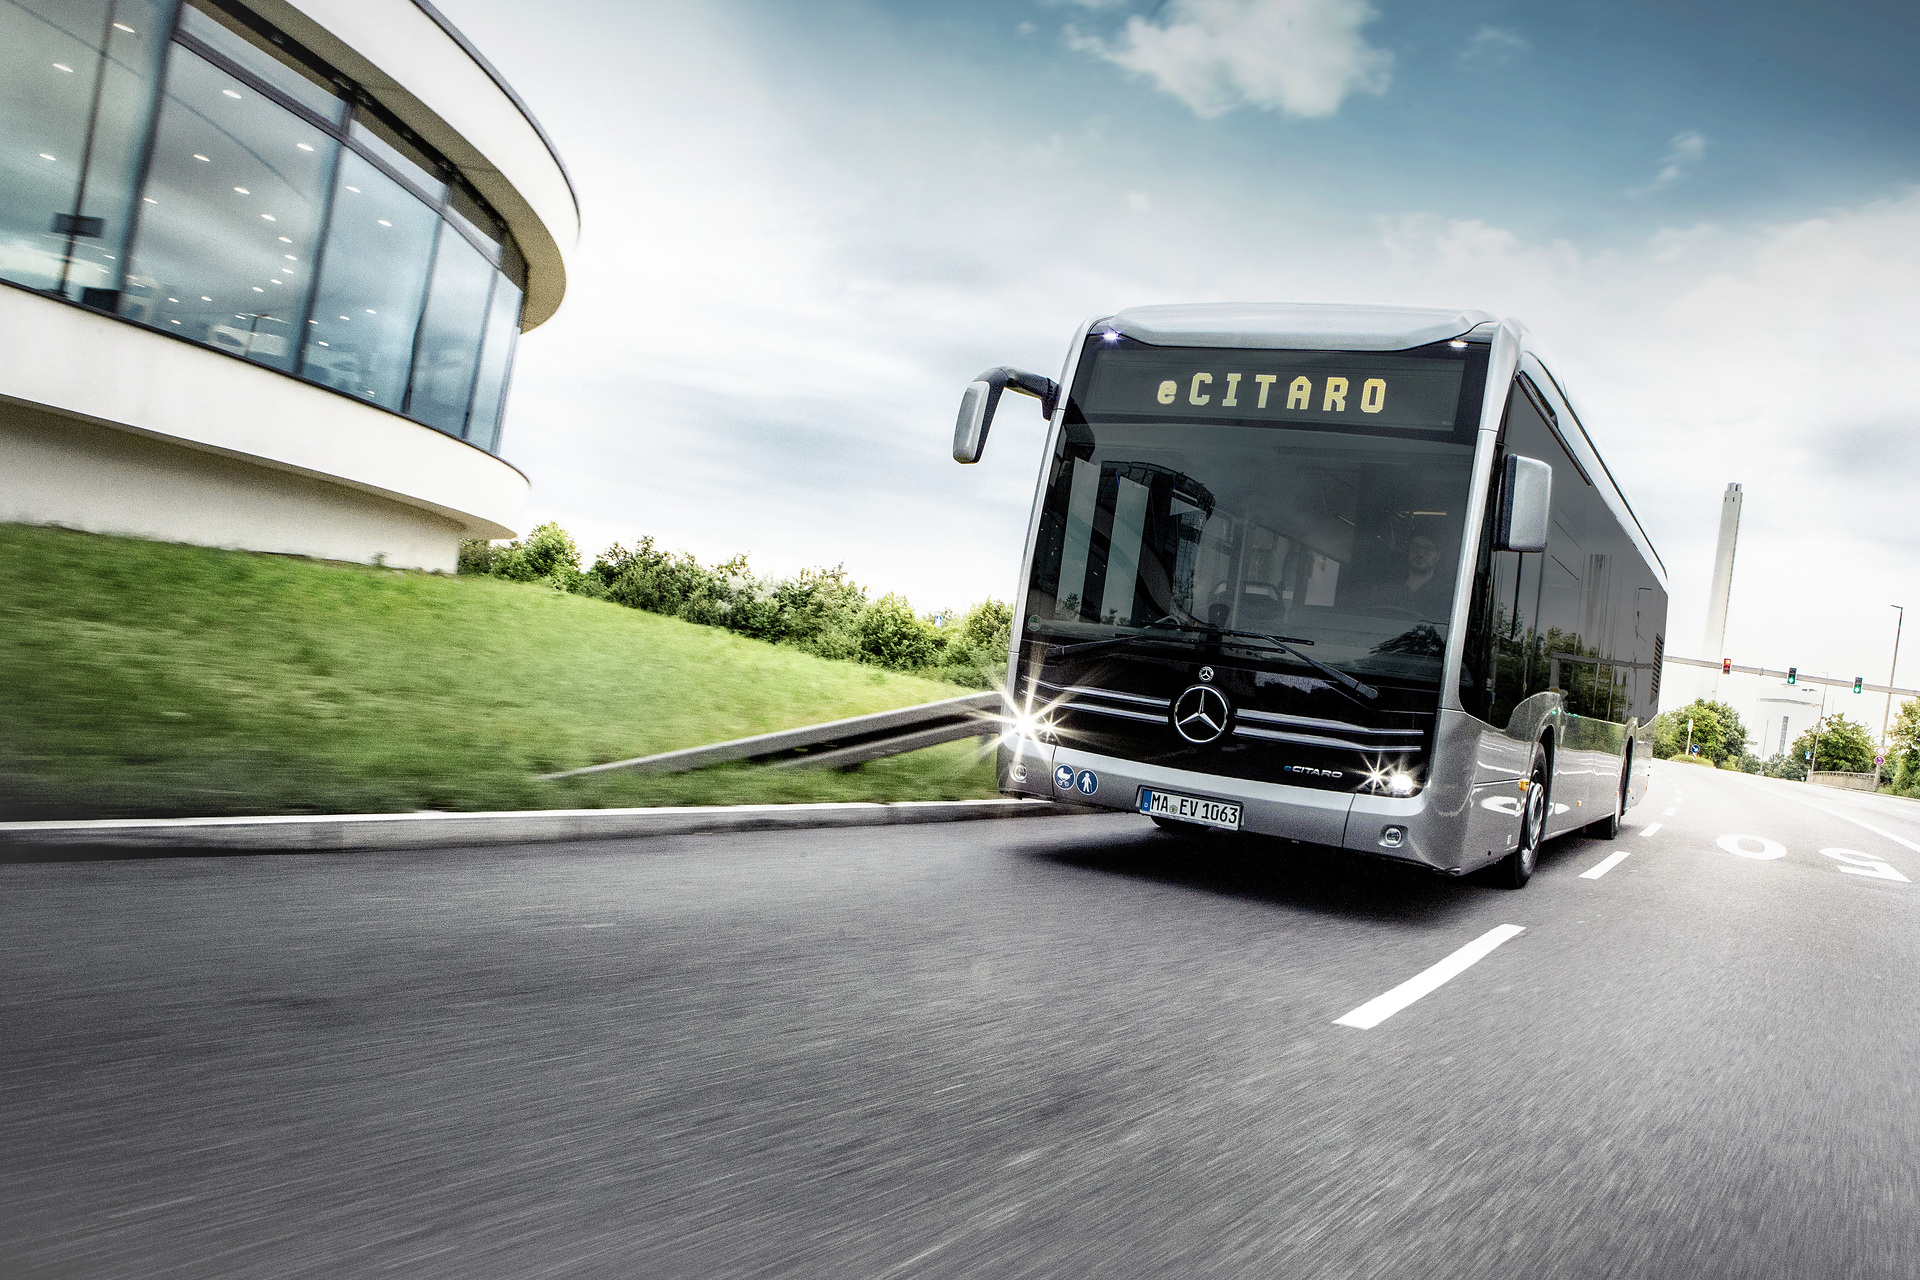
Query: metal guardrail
538 691 1004 780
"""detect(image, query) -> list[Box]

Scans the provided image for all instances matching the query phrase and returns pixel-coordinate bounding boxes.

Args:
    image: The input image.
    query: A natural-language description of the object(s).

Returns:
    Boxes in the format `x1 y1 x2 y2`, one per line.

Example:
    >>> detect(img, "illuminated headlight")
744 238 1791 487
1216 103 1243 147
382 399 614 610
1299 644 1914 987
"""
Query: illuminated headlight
1386 771 1416 798
1007 713 1055 744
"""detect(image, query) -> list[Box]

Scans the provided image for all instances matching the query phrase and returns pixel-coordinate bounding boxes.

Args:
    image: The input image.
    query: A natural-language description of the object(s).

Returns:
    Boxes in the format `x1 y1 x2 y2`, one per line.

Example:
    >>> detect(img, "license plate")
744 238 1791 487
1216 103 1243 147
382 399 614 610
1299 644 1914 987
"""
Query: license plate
1138 788 1242 830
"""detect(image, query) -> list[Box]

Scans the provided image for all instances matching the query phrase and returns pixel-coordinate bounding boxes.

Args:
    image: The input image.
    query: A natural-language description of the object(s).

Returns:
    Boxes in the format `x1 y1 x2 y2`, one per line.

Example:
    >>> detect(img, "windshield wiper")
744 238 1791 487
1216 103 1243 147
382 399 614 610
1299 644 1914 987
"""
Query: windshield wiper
1043 618 1379 701
1043 616 1200 660
1216 628 1380 702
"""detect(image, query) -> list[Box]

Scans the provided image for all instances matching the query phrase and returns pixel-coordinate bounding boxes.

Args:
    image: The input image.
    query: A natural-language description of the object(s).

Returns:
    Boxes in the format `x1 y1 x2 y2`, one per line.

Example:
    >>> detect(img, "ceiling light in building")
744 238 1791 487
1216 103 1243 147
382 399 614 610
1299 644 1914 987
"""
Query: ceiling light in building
338 315 349 320
170 319 180 324
168 297 177 302
233 187 249 194
317 341 329 346
261 214 275 221
364 308 376 314
193 154 209 162
277 236 291 243
53 63 74 73
39 153 55 161
142 196 156 204
223 89 241 99
296 142 314 151
253 286 264 292
344 185 360 193
201 295 212 301
114 22 136 32
284 254 296 260
376 219 391 227
280 267 293 274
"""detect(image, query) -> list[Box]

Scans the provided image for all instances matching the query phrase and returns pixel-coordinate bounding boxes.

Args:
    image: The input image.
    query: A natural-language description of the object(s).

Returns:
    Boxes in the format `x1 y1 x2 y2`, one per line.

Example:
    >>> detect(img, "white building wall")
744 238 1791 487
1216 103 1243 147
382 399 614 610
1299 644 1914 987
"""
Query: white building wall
2 403 467 571
0 285 527 570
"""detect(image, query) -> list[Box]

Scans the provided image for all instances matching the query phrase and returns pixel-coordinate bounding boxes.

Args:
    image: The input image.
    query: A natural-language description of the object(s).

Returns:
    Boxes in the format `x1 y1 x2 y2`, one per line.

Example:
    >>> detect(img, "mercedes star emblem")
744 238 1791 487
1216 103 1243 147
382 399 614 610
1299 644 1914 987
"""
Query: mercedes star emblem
1197 666 1215 682
1171 684 1231 745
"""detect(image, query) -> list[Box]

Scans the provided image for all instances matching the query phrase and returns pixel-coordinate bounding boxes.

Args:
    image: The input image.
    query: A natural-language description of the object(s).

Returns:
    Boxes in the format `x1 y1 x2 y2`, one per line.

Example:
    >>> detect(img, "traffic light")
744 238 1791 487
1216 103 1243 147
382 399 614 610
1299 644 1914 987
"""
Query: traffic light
1723 658 1732 675
1854 676 1864 693
1788 667 1797 685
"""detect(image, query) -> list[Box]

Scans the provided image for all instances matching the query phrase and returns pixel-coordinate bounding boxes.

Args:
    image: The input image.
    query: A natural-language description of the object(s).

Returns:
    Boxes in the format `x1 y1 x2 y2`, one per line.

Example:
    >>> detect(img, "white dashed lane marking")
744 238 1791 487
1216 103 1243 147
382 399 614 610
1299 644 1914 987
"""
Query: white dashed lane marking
1581 850 1633 880
1640 823 1662 838
1334 925 1526 1030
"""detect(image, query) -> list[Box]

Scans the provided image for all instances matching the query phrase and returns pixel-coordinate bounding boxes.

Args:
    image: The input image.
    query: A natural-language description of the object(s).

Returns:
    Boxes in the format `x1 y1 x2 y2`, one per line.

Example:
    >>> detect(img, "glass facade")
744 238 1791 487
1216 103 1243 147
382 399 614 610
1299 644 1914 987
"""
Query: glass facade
0 0 526 452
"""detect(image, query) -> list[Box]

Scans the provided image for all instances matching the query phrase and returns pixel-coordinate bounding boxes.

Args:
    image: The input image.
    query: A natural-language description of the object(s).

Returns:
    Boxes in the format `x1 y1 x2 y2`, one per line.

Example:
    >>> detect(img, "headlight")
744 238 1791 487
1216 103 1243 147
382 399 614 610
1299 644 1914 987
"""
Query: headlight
1386 771 1416 797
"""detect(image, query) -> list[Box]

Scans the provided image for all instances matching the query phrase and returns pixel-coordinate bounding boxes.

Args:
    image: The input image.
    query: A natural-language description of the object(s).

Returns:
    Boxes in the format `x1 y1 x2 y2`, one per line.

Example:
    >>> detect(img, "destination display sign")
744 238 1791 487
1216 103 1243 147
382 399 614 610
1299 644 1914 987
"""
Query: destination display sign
1081 345 1469 432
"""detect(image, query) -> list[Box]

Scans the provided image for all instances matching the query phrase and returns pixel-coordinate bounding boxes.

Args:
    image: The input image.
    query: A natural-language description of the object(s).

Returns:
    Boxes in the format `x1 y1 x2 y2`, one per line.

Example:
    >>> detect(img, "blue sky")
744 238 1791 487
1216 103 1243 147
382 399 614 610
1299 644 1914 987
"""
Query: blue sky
439 0 1920 720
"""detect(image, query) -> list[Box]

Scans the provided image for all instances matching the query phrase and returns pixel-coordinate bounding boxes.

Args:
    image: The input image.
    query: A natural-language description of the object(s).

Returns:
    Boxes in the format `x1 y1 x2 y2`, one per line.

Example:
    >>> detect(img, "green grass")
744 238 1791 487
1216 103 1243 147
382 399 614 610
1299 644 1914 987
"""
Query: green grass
0 524 1001 820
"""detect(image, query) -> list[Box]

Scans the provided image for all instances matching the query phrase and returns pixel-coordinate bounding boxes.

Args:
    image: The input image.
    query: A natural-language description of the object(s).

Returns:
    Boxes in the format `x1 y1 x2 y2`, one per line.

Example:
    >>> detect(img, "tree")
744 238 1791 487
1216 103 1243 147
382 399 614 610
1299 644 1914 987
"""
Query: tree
1792 712 1876 774
1652 699 1749 766
1885 698 1920 794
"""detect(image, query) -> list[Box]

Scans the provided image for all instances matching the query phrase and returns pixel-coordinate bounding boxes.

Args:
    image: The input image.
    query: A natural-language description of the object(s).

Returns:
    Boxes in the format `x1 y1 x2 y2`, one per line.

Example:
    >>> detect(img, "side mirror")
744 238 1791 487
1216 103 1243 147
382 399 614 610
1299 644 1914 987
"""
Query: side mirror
953 366 1060 464
1497 455 1552 553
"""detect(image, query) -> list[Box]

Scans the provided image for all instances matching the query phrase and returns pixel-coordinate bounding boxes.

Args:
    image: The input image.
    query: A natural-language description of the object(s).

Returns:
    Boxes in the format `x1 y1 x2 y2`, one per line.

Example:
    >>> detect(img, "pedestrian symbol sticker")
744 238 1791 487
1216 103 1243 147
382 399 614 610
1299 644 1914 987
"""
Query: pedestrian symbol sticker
1075 769 1098 795
1054 764 1075 791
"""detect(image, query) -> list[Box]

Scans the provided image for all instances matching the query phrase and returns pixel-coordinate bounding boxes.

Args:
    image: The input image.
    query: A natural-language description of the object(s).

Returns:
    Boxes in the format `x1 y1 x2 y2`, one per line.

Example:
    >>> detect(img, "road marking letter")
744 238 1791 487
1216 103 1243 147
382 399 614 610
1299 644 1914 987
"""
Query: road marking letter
1820 849 1910 882
1334 925 1526 1030
1717 833 1786 860
1581 850 1633 880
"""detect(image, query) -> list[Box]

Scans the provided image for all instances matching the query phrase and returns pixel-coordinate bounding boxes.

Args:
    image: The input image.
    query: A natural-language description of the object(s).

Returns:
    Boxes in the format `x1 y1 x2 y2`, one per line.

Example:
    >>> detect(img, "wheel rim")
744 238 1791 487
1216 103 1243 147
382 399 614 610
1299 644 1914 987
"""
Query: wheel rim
1522 769 1547 871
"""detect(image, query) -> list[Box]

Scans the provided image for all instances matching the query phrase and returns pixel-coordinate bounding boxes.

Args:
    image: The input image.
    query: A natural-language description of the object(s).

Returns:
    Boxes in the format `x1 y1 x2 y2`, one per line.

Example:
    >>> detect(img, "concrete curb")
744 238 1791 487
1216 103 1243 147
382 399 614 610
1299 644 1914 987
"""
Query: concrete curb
0 798 1095 855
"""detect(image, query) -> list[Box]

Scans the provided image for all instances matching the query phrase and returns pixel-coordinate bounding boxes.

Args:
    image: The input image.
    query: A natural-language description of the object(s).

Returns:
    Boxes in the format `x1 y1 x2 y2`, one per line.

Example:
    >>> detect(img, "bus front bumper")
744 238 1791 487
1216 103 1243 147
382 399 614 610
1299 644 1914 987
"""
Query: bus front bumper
1000 742 1473 874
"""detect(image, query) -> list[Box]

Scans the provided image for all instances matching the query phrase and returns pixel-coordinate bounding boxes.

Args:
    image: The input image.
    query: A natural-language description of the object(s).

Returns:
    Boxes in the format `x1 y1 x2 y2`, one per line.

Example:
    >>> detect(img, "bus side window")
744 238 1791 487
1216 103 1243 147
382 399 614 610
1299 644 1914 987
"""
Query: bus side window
1461 380 1556 727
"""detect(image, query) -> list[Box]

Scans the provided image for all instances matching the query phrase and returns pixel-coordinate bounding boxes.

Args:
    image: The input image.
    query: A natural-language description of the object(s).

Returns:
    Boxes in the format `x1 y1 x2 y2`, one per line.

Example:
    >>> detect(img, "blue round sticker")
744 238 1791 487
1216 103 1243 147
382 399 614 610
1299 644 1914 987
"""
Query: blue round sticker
1053 764 1076 791
1075 769 1098 795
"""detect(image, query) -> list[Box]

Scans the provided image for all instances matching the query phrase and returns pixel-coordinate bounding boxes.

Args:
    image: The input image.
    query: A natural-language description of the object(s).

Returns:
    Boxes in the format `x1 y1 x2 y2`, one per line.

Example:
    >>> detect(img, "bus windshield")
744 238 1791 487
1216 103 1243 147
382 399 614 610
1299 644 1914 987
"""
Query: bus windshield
1024 340 1487 688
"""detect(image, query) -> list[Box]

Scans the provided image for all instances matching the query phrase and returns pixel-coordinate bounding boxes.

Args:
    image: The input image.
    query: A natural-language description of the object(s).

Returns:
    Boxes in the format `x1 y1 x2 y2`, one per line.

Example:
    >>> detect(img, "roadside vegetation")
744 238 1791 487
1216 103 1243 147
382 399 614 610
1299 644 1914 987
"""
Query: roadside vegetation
1651 699 1760 772
0 524 1003 821
459 523 1014 690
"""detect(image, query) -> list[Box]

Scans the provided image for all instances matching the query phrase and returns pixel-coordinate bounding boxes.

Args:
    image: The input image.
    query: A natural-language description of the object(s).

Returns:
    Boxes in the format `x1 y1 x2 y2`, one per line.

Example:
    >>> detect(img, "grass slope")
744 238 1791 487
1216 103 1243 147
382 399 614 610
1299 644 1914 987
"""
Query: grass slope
0 525 1000 820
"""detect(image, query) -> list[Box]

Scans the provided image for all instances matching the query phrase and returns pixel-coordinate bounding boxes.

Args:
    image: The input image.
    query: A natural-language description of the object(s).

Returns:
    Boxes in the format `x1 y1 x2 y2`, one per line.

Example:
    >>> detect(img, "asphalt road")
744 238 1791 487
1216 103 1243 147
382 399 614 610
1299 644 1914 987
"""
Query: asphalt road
5 761 1919 1278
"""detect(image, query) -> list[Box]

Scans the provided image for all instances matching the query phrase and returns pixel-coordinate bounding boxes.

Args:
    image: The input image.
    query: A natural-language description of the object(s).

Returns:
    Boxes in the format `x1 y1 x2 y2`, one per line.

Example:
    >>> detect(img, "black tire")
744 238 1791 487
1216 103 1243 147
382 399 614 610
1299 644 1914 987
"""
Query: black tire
1588 751 1628 840
1491 743 1550 889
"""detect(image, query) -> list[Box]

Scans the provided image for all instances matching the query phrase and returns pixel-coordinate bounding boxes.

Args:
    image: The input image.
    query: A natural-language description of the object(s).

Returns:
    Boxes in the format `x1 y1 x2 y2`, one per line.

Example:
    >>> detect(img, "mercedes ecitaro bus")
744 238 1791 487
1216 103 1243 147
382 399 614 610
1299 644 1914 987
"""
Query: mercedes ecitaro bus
954 304 1669 887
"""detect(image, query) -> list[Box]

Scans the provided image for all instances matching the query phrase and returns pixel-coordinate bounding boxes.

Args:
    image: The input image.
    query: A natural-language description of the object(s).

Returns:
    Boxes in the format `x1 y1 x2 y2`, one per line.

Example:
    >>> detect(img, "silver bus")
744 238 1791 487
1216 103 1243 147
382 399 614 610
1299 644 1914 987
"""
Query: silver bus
955 304 1668 887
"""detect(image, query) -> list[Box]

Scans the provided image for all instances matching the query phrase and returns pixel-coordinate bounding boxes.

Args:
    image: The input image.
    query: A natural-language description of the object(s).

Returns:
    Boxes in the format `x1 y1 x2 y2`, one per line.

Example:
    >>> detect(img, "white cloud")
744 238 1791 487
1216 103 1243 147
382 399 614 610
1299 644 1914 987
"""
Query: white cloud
1372 190 1920 704
1633 130 1707 194
437 0 1920 716
1068 0 1392 119
1459 25 1526 65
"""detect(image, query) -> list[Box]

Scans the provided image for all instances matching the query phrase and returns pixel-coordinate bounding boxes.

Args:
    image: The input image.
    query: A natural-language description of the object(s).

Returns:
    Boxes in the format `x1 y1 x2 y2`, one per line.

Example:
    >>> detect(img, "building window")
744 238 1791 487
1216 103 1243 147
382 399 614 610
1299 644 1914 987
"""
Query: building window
123 41 338 371
300 150 439 408
0 0 177 298
0 0 528 455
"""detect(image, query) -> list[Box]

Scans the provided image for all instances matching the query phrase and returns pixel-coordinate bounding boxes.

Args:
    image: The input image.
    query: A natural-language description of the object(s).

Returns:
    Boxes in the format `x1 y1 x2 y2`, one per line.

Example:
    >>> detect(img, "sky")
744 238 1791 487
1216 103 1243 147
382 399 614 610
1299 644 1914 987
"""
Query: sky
437 0 1920 729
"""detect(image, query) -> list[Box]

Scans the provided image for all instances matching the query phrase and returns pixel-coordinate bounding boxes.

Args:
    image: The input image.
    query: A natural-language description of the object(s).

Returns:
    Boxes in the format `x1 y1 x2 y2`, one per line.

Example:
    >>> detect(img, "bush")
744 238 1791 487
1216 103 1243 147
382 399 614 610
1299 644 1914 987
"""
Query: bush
855 593 939 670
469 525 1009 680
1764 751 1808 781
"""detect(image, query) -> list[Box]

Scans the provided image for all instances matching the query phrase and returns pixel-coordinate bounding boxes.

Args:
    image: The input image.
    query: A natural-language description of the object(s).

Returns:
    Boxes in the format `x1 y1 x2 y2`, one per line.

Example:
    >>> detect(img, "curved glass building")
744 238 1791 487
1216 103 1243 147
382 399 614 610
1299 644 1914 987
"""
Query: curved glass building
0 0 575 569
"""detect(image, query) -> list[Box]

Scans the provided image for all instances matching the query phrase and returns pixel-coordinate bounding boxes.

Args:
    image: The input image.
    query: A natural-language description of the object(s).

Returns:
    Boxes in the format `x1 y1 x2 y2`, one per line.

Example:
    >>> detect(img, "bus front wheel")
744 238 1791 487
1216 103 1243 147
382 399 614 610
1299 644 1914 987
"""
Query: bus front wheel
1491 745 1549 889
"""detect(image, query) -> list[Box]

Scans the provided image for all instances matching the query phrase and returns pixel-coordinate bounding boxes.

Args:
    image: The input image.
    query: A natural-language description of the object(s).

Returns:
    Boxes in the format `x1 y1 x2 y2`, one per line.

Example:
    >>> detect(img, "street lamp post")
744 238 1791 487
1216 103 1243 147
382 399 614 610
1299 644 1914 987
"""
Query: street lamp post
1807 677 1830 784
1876 605 1904 792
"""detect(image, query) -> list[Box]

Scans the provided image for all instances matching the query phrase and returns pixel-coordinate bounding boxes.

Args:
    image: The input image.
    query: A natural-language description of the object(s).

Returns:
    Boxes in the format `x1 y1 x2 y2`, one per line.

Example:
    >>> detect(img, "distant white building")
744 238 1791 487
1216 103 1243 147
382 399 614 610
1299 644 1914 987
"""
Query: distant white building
1754 683 1822 759
1 0 577 570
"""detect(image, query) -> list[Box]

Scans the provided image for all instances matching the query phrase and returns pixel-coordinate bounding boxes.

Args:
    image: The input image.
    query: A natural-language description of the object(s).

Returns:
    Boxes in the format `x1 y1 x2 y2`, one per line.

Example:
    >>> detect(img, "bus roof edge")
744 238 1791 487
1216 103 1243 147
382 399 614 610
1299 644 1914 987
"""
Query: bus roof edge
1105 303 1501 352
